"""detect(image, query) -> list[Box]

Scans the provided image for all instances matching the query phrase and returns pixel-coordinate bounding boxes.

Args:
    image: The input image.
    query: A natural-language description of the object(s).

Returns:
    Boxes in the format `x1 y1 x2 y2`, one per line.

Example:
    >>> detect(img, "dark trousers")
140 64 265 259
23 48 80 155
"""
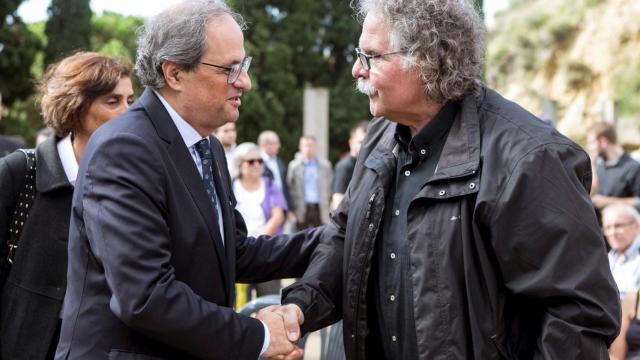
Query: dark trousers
296 204 322 231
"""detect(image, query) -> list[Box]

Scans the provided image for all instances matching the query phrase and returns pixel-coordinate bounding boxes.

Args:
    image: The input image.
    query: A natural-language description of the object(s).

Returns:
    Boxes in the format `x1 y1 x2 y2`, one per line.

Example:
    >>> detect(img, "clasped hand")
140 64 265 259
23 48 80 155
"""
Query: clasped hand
256 304 305 360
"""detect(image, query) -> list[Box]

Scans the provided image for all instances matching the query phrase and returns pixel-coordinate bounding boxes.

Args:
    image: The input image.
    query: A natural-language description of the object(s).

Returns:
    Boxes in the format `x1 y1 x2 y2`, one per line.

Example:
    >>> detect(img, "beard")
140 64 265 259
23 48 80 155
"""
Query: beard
356 78 378 96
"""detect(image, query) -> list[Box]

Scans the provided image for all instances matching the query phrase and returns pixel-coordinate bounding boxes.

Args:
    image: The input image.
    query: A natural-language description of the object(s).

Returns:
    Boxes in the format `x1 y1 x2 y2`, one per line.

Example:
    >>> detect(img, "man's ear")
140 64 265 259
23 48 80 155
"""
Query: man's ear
162 61 183 91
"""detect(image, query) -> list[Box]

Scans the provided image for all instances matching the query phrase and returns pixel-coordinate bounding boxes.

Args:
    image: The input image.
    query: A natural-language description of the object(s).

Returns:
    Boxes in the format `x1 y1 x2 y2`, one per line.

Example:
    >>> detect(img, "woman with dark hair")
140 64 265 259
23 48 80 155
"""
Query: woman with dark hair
0 51 134 359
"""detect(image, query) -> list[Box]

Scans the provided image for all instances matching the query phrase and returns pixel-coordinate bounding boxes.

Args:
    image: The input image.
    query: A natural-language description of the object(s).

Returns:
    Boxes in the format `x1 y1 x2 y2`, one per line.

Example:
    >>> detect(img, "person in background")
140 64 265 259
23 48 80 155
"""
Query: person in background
287 135 333 231
0 52 134 360
232 142 287 297
0 94 26 158
587 122 640 211
35 127 54 146
213 121 237 175
233 142 287 238
258 130 293 216
611 286 640 359
603 204 640 299
330 121 368 211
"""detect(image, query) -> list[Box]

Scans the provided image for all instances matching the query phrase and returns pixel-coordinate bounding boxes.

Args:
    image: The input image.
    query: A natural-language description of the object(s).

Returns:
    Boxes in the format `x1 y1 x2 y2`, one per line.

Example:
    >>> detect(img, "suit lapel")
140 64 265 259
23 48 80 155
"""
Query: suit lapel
139 89 231 297
207 136 237 302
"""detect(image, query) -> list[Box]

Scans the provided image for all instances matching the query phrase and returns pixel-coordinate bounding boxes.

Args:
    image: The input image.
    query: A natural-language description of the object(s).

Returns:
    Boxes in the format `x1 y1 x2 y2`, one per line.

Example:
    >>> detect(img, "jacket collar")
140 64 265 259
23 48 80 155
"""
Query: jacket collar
36 135 73 193
429 88 484 182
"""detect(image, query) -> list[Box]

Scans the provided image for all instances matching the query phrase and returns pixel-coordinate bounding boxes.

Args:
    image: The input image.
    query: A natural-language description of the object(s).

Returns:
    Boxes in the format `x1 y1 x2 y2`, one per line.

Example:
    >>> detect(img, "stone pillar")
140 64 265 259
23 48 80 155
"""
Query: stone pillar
303 86 330 160
601 99 617 124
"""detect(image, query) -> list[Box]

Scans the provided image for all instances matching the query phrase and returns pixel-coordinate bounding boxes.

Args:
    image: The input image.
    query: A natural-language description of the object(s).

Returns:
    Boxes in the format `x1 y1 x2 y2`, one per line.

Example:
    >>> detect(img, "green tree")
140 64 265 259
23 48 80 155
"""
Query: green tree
229 0 370 162
91 11 143 62
0 1 42 138
44 0 91 65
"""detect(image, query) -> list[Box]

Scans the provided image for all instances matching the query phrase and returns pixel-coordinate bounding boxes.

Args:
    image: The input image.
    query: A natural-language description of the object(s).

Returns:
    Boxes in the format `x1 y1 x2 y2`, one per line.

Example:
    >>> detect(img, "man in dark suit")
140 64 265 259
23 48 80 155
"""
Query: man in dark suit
55 2 312 359
258 130 293 212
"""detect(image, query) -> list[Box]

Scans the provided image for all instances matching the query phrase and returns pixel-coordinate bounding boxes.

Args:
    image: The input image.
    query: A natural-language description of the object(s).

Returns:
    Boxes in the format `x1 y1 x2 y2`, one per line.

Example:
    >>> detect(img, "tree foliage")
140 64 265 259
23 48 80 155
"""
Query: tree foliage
228 0 370 162
44 0 92 65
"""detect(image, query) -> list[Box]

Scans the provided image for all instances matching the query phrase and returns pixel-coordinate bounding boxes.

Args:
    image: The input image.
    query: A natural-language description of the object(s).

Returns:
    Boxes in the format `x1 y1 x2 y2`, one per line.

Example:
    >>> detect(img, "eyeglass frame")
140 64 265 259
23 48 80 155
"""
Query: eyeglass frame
354 48 405 71
201 56 252 84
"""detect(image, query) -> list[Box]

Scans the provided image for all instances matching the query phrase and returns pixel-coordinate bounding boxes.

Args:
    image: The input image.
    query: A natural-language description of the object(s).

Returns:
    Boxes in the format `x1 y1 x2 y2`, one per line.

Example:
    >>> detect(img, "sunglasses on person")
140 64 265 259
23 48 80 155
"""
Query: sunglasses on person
243 158 264 166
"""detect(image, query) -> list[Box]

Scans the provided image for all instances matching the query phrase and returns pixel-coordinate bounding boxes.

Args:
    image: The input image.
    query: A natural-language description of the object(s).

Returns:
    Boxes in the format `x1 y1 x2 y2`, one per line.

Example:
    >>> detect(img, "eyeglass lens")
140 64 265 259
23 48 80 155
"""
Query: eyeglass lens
228 57 252 84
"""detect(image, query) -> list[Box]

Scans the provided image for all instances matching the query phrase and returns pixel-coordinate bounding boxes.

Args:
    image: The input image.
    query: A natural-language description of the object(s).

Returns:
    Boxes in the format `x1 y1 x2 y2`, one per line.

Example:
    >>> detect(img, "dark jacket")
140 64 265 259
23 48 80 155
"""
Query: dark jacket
263 155 293 211
55 89 318 360
283 87 620 359
0 136 73 359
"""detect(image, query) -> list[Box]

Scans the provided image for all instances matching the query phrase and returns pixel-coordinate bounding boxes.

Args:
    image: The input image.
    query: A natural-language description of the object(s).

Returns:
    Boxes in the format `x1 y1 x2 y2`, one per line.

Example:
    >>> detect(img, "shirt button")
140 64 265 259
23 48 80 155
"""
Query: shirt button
420 149 426 155
391 335 397 342
390 294 396 301
439 190 446 196
390 252 396 260
394 209 400 216
404 170 411 176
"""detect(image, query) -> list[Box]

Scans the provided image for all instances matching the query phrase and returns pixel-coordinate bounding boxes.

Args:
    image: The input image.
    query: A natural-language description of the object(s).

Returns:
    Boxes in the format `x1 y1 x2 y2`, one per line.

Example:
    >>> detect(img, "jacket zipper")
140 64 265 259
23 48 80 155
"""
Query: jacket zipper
353 191 378 352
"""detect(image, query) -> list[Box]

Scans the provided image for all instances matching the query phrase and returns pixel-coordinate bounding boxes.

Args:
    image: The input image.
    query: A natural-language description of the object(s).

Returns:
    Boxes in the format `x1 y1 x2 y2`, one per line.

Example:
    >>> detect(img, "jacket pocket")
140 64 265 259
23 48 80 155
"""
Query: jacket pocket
108 349 168 360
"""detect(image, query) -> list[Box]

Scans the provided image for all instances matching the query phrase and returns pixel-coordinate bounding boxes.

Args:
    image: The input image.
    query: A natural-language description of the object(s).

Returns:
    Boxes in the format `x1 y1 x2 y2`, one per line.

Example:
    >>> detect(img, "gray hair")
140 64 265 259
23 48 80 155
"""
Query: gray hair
233 142 260 179
258 130 279 146
135 0 246 89
602 204 640 224
355 0 486 103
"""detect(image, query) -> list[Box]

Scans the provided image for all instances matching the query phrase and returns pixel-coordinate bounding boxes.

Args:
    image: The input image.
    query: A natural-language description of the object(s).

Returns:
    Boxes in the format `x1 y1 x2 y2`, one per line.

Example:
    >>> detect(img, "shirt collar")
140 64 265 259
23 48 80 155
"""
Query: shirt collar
153 89 205 148
261 150 276 162
394 100 459 159
57 134 79 185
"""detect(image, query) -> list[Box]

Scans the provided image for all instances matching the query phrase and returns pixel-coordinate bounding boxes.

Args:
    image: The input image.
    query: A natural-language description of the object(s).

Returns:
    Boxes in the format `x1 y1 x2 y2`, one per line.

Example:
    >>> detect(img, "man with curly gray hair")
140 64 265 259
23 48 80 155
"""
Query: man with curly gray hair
274 0 621 358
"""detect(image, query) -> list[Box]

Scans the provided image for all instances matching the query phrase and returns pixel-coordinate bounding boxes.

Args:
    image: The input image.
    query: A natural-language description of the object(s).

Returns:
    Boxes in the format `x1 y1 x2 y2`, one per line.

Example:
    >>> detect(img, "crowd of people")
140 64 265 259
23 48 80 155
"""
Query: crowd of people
0 0 639 359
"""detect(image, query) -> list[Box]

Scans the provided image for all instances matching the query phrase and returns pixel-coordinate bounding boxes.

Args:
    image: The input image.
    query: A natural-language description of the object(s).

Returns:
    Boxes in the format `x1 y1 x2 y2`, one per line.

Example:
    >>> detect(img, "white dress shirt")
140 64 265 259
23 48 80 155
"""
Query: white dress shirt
261 150 284 191
57 134 79 186
153 91 270 354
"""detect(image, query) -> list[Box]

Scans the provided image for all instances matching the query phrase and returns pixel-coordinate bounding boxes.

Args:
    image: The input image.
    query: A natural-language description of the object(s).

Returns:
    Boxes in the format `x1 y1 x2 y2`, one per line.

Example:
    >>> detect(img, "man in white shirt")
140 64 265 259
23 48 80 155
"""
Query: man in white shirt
258 130 292 212
56 2 313 359
603 203 640 299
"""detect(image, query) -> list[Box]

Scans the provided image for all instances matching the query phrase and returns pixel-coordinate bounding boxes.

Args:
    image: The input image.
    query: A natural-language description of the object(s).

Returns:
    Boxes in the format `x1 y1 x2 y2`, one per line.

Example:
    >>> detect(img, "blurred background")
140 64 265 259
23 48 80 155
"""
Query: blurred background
0 0 638 162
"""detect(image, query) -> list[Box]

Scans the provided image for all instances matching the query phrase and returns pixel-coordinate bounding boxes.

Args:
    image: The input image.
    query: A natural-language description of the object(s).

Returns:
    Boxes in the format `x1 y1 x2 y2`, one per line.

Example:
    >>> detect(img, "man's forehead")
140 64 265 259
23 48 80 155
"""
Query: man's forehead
359 12 390 50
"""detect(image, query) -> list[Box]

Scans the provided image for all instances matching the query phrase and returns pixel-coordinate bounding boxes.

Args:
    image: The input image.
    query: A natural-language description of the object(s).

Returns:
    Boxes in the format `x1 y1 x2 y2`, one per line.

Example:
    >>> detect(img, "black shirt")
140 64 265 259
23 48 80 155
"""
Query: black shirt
332 155 357 194
369 101 459 359
596 153 640 210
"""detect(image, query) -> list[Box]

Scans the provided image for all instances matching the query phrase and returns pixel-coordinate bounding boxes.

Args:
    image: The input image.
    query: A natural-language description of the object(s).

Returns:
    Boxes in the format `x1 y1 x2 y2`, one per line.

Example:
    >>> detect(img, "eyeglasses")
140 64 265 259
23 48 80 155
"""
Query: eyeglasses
604 221 637 232
354 48 405 71
201 56 252 84
243 158 264 166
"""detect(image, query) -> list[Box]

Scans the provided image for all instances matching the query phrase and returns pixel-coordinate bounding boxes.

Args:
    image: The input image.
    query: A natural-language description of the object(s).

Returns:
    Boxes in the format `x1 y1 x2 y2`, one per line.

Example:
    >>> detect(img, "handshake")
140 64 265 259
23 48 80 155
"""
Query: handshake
257 304 305 360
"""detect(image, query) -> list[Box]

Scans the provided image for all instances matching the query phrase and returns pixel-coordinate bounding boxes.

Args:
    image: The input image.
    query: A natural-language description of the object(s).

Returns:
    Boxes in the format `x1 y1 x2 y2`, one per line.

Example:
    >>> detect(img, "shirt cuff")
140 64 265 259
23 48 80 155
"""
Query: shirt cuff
260 319 270 355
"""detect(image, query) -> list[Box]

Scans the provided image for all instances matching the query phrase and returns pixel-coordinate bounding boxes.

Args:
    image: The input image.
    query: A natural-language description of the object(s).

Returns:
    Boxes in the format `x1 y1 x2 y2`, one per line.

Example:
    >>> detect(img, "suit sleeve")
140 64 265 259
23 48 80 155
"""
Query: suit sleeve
279 189 349 333
489 144 620 359
234 194 318 283
82 133 263 360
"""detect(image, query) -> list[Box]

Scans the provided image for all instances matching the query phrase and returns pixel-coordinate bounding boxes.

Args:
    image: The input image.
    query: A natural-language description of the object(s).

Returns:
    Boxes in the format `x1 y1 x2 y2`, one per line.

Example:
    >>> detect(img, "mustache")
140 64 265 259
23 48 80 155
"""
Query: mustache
356 78 377 96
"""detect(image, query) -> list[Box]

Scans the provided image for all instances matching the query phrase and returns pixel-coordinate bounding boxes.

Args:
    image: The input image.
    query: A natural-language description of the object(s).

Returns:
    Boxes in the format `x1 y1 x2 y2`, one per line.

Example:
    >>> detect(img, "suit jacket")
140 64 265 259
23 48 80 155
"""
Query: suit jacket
263 155 292 211
55 89 317 360
287 154 333 225
0 136 72 359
